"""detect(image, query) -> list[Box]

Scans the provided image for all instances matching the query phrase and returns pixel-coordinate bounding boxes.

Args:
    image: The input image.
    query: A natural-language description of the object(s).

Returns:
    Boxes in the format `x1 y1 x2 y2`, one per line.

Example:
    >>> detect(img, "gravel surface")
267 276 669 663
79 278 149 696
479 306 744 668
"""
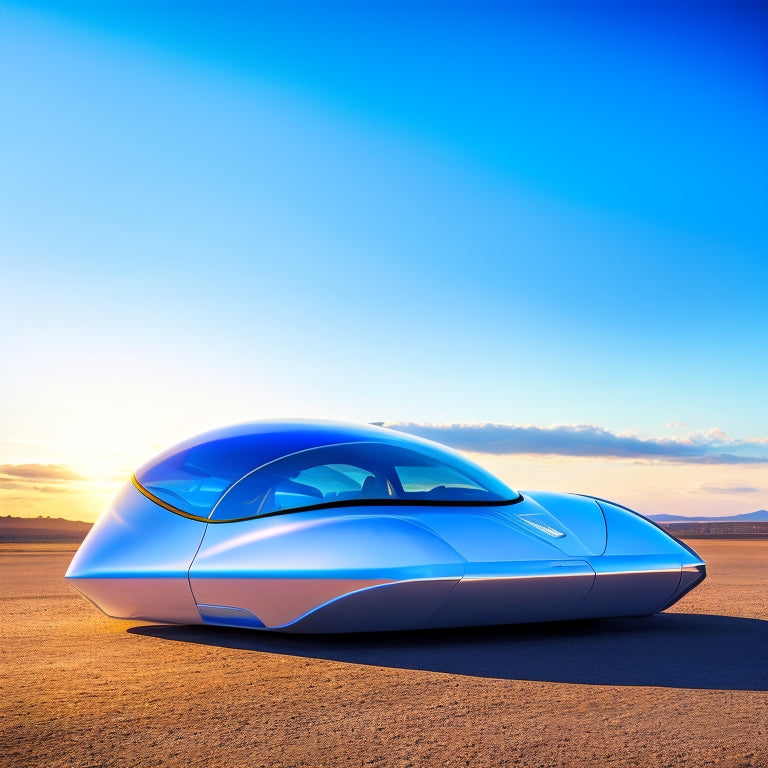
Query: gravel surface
3 540 766 768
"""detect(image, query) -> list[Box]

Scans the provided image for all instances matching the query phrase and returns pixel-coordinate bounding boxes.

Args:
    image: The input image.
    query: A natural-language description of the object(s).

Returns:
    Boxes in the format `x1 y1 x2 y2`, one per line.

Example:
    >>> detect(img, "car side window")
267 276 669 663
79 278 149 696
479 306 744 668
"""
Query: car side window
394 465 489 500
293 464 376 499
210 459 387 520
207 441 517 522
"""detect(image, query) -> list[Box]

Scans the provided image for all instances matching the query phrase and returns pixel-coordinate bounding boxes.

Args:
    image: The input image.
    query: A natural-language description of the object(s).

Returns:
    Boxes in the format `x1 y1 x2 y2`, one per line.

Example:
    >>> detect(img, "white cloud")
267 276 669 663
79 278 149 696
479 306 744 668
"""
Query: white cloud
376 422 768 464
695 484 761 495
0 463 85 481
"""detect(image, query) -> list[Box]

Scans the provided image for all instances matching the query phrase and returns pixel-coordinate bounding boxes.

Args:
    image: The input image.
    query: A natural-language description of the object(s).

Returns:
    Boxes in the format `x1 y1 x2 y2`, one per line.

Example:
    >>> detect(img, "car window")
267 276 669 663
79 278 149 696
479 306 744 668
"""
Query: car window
208 441 517 521
395 465 490 500
134 429 356 517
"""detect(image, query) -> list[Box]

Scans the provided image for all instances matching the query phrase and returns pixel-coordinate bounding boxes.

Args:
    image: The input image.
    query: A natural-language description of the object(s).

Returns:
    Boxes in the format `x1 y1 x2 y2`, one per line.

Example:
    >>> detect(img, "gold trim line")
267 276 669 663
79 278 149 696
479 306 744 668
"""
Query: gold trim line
131 475 209 522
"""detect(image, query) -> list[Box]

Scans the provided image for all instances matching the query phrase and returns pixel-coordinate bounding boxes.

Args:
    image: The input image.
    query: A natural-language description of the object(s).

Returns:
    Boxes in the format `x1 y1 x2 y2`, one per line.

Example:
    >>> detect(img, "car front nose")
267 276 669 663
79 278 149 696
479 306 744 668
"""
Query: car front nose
66 481 205 624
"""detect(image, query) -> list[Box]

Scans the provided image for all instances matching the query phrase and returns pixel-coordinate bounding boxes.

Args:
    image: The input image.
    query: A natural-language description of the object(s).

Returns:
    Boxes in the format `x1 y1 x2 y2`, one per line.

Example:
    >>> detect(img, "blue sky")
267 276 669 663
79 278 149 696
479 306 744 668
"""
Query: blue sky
1 1 766 519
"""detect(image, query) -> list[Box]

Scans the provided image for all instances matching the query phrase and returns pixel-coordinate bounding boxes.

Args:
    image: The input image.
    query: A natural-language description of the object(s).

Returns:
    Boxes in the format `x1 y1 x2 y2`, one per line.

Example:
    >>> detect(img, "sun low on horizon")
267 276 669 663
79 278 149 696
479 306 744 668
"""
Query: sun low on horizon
1 1 766 524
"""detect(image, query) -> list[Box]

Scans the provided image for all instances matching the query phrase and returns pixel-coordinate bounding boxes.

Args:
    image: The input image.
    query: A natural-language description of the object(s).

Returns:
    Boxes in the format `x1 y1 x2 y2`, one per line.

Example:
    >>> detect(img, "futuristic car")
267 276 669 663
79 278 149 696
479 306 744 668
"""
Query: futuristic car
66 419 706 633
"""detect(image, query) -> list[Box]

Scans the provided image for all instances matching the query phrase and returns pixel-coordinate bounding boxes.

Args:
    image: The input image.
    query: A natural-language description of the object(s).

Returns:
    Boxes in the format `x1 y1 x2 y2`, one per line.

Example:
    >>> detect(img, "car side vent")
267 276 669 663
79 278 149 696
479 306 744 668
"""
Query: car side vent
517 514 566 538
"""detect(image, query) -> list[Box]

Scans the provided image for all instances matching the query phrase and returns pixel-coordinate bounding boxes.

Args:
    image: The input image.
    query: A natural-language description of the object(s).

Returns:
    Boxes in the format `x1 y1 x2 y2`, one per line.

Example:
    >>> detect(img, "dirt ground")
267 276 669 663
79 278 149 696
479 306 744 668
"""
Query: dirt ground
2 540 766 768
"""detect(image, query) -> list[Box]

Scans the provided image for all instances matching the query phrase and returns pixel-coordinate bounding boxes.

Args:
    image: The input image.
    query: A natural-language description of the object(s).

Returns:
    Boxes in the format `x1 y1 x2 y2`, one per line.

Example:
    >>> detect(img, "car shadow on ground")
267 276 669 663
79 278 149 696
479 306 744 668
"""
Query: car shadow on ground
129 612 767 691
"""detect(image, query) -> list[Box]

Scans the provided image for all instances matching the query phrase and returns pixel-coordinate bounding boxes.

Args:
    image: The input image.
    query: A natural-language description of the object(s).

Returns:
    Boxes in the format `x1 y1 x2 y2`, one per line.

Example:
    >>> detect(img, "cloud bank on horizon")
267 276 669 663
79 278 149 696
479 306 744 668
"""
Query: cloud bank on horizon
379 423 768 465
0 464 85 482
0 463 85 494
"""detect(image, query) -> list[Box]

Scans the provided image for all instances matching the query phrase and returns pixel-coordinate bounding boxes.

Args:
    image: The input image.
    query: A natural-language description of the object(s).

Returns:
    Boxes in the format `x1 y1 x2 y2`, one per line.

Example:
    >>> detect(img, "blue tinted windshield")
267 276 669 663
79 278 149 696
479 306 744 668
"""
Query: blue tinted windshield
135 431 348 516
133 422 520 519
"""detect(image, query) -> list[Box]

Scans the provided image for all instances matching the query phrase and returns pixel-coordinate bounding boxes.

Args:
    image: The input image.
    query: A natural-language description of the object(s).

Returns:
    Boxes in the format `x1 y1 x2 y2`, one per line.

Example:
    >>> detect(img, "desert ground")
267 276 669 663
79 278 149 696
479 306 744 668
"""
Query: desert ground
2 539 766 768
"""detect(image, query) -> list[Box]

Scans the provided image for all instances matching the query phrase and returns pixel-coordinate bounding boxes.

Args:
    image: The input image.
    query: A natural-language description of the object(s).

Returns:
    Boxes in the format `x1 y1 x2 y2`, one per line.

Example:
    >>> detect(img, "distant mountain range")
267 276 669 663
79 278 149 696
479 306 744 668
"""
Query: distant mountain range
647 510 768 523
2 510 767 544
0 515 92 543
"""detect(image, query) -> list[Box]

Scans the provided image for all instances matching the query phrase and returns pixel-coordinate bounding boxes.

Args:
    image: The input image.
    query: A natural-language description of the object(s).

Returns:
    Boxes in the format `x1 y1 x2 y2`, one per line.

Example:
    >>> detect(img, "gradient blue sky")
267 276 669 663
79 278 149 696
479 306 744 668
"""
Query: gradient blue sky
1 1 766 519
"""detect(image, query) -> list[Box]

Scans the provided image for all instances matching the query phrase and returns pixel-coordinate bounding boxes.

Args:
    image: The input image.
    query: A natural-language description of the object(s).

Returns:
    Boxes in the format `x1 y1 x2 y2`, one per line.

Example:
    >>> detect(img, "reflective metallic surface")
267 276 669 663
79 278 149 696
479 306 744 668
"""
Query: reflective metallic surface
190 512 463 629
66 482 205 623
66 421 706 633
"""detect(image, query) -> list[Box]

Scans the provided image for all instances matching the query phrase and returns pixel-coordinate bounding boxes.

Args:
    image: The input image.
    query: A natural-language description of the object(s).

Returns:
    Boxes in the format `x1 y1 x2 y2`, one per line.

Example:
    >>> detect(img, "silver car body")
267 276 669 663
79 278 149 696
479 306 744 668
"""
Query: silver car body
66 420 706 633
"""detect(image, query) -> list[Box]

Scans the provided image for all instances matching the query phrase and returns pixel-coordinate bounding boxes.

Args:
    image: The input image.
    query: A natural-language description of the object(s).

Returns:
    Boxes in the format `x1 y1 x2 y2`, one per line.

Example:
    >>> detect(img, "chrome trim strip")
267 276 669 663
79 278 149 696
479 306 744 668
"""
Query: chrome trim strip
593 568 682 576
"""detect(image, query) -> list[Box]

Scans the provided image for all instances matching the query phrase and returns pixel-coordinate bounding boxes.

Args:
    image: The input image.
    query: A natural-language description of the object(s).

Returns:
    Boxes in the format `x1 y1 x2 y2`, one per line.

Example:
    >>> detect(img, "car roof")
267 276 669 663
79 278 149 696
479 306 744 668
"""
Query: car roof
135 419 449 478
